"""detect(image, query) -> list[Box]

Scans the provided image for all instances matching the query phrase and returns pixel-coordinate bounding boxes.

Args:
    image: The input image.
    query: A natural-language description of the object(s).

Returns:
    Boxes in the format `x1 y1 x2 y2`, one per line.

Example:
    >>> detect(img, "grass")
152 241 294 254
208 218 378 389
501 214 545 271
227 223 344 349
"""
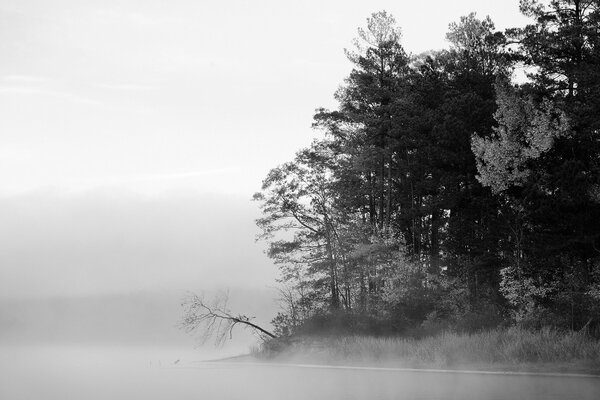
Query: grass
260 327 600 373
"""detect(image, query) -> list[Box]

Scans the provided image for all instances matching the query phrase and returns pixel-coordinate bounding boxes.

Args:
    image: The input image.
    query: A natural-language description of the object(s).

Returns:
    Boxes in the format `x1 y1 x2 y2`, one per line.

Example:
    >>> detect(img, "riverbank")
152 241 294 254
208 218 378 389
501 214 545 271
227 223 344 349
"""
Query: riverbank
250 327 600 375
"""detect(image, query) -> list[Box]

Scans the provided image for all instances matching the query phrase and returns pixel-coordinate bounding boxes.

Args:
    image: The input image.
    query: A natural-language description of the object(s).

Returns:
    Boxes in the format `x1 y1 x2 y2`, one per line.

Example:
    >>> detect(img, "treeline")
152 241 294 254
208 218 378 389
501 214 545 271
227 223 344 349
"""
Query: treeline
254 0 600 337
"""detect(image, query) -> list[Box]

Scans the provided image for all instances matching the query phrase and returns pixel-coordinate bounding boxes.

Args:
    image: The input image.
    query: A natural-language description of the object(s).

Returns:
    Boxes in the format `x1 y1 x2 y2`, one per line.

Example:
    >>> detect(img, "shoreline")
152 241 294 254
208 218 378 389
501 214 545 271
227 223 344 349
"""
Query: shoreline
200 353 600 377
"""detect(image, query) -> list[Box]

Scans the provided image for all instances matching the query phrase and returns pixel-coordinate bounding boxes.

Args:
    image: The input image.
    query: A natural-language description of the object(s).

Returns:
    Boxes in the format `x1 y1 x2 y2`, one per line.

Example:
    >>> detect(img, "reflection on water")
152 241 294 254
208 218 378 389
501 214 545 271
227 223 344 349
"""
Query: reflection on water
1 345 599 400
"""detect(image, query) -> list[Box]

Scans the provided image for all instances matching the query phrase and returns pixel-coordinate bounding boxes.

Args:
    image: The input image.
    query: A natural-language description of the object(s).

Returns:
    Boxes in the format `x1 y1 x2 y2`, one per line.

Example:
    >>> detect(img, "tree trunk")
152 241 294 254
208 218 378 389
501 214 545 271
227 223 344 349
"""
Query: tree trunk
368 171 376 228
325 220 340 310
386 152 393 232
430 209 440 273
379 152 385 230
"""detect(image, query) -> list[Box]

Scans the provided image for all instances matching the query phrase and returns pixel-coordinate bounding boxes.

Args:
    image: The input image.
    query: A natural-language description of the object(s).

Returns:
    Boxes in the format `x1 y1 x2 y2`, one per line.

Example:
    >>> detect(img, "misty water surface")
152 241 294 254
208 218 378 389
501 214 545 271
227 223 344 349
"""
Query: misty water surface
1 345 599 400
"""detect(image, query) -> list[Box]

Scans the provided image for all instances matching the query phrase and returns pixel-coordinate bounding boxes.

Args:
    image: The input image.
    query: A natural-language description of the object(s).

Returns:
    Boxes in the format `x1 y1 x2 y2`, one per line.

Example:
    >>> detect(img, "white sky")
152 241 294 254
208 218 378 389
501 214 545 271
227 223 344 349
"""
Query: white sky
0 0 530 304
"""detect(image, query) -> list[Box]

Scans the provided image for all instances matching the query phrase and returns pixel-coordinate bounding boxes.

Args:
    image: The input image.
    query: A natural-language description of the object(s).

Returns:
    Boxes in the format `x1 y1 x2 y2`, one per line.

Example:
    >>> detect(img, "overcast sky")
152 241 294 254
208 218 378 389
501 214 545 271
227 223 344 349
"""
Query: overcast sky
0 1 530 343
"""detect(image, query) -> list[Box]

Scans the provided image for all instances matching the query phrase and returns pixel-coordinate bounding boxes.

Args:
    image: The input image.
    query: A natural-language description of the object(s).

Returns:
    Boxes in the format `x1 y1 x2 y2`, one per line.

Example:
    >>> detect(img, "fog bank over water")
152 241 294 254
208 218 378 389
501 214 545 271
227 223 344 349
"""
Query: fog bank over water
2 346 600 400
0 288 276 348
0 189 278 351
0 190 277 299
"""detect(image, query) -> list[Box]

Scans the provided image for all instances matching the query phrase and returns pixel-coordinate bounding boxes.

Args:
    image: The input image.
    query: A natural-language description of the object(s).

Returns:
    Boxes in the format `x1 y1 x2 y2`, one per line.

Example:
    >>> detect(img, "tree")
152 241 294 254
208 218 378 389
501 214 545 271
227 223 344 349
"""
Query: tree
471 82 570 193
315 10 409 233
492 0 600 261
446 12 508 77
266 11 510 328
471 0 600 328
516 0 600 98
179 291 276 346
254 140 346 310
394 13 507 303
254 5 600 334
310 11 413 313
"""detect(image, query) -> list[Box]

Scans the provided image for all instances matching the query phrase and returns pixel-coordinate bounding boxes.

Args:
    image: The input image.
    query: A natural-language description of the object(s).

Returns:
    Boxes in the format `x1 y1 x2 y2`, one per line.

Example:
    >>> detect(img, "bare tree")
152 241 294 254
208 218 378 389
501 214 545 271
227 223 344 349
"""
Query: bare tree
179 291 276 346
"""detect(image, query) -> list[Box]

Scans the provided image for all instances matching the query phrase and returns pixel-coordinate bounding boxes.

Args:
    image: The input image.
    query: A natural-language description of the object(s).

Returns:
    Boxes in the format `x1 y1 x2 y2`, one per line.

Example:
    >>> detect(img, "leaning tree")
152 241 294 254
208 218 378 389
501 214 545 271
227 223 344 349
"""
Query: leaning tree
179 291 276 346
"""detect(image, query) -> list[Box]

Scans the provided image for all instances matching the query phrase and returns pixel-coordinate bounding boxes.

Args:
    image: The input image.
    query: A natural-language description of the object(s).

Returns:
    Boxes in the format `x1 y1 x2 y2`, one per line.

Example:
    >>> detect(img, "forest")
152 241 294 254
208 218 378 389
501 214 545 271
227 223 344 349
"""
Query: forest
252 0 600 339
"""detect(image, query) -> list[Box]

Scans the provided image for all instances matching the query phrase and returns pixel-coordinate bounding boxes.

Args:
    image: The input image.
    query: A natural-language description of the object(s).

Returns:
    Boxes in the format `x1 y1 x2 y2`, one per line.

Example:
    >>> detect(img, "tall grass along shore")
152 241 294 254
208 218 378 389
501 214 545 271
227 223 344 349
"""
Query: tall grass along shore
258 328 600 374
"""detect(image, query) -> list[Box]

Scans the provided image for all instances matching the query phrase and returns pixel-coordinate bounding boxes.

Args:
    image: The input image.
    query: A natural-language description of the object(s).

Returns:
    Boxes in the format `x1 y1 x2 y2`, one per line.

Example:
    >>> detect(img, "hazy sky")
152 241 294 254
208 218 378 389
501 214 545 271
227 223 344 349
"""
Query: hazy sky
0 0 528 196
0 1 529 305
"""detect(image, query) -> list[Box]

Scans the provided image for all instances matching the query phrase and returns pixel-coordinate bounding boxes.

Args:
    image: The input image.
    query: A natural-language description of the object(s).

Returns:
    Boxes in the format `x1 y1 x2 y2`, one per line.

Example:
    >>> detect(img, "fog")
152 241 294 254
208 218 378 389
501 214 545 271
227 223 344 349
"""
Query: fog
1 121 597 400
2 345 599 400
1 156 598 400
0 289 276 348
2 0 599 397
0 190 281 397
0 190 276 298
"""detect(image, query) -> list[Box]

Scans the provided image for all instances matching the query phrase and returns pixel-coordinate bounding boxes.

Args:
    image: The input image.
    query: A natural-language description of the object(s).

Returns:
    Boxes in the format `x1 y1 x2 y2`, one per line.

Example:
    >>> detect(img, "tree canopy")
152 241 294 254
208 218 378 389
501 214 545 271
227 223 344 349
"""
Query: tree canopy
255 2 600 336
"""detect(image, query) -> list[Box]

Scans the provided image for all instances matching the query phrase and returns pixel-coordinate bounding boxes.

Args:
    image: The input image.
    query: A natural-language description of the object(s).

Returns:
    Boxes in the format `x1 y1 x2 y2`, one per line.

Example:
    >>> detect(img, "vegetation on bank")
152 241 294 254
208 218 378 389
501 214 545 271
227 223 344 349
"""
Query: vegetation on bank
252 0 600 339
181 1 600 359
257 327 600 373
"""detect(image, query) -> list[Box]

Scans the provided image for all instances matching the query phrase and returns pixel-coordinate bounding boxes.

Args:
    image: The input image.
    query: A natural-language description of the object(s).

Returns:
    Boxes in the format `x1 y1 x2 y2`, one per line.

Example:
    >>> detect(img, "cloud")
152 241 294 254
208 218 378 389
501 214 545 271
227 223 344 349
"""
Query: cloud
92 82 158 91
98 168 240 183
0 86 102 105
54 168 242 195
1 75 50 83
0 75 108 106
90 8 179 27
0 145 38 163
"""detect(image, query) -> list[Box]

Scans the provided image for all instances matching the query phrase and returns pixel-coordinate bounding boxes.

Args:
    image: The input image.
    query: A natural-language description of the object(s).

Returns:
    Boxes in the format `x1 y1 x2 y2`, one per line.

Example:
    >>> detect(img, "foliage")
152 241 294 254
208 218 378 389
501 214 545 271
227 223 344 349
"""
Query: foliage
254 3 600 340
472 83 570 193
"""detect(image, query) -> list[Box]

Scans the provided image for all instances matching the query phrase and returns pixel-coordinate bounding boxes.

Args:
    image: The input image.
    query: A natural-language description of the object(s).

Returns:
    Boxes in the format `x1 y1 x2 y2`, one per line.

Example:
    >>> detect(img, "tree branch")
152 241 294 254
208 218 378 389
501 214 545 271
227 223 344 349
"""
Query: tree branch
179 291 277 346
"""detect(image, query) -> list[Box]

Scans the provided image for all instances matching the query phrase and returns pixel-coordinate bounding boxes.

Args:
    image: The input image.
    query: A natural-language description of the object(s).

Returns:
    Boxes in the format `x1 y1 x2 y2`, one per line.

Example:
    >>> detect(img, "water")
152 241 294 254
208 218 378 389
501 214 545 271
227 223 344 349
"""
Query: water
1 345 599 400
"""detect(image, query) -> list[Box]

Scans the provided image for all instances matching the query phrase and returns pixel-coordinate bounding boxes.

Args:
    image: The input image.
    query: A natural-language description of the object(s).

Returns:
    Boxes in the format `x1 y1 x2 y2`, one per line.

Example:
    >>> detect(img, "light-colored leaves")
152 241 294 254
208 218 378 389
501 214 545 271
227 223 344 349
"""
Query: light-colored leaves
471 83 570 193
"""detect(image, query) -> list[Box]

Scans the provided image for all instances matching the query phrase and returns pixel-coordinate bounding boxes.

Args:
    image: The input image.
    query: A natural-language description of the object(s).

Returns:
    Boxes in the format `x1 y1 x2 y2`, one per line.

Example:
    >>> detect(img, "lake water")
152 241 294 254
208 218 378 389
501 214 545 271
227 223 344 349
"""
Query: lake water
1 345 599 400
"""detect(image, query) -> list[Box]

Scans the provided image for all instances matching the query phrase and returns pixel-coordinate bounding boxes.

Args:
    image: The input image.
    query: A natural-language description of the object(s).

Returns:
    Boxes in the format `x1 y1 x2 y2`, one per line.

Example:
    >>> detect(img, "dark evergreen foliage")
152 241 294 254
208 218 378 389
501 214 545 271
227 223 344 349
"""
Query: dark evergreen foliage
255 2 600 337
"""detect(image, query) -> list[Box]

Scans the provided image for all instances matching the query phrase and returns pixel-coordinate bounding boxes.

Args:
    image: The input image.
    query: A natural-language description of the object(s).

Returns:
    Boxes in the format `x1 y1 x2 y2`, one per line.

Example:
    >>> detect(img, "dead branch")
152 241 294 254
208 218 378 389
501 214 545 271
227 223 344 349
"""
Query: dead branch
178 291 277 346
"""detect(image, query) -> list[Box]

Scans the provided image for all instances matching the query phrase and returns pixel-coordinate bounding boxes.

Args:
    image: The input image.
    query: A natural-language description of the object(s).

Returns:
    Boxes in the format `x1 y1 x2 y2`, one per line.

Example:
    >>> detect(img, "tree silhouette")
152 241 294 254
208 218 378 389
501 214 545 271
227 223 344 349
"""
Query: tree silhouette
179 291 276 346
